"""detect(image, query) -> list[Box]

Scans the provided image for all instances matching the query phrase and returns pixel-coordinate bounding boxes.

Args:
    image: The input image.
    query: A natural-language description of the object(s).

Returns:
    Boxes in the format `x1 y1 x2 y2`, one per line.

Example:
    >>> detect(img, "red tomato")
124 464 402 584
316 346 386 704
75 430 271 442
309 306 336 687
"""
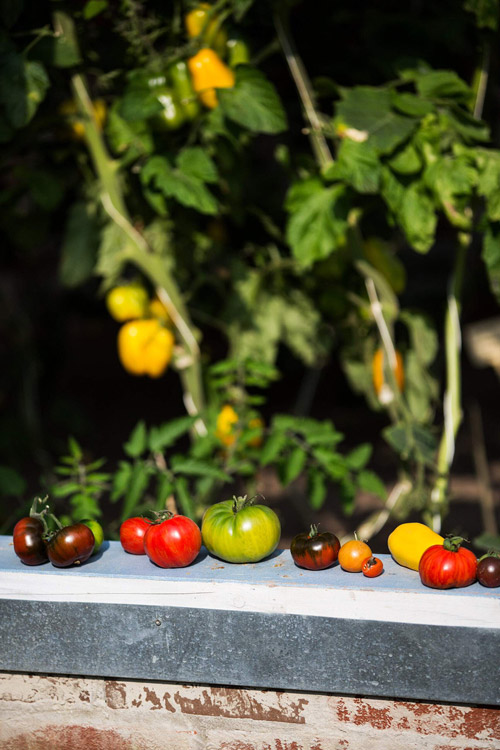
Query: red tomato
13 516 48 566
361 556 384 578
144 513 202 568
120 516 150 555
290 525 340 570
419 536 477 589
46 523 95 568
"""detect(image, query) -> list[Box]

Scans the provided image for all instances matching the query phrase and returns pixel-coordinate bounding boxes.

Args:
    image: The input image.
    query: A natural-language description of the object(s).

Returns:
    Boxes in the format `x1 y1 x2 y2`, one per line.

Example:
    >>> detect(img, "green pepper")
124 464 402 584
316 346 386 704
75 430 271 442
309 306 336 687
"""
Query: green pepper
152 87 185 131
226 37 250 67
170 61 200 121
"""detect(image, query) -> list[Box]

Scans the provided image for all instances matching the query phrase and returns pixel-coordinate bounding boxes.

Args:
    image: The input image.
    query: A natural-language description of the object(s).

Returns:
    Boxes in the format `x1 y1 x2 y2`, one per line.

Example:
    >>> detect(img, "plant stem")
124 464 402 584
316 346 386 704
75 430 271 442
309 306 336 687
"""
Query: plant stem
273 11 334 172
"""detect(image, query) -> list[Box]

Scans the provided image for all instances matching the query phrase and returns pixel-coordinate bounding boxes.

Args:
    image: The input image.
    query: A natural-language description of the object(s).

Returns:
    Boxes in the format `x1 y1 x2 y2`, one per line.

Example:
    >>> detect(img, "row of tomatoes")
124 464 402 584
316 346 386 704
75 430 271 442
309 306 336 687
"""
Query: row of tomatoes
12 497 500 589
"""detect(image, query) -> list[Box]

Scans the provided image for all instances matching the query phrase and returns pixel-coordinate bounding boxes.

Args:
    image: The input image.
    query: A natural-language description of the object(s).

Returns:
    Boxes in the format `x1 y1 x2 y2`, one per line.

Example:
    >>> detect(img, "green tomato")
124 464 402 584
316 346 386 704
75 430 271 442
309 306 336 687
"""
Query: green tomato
201 496 281 564
152 87 185 131
80 519 104 554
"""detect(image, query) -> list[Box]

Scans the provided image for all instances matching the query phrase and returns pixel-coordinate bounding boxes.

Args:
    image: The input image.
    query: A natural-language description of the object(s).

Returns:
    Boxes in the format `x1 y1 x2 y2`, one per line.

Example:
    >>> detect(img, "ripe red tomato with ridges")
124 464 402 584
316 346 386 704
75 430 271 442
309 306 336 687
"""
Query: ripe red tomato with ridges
418 536 477 589
144 513 202 568
120 516 150 555
290 525 340 570
13 517 48 566
361 556 384 578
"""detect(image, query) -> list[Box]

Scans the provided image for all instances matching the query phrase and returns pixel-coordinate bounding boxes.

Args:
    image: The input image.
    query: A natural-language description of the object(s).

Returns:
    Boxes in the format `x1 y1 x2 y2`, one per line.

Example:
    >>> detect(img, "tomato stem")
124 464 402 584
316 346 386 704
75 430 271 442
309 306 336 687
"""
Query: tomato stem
232 495 255 514
443 535 466 552
308 524 319 538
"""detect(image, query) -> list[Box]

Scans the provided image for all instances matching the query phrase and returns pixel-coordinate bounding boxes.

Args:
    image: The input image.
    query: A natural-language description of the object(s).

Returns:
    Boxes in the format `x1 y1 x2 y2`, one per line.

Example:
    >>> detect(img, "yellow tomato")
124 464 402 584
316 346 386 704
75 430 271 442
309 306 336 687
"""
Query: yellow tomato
388 522 444 571
338 538 372 572
117 320 174 378
215 404 239 446
372 348 404 404
106 285 149 322
187 48 235 109
59 98 107 140
185 3 228 56
148 295 171 324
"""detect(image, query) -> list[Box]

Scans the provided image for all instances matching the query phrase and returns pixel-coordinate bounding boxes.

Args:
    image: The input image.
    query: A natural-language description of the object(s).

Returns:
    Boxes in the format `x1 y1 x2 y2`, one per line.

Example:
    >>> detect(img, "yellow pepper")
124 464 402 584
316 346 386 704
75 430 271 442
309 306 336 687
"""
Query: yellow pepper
387 523 445 571
185 3 228 56
372 347 404 404
117 319 174 378
187 48 235 109
106 285 149 322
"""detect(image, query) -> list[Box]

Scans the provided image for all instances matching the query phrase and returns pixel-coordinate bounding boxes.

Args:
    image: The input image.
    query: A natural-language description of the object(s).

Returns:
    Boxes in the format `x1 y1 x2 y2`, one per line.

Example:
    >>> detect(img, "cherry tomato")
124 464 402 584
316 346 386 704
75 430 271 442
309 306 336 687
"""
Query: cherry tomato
476 553 500 588
144 513 202 568
13 517 48 566
290 524 340 571
338 536 372 572
46 523 95 568
419 536 477 589
361 556 384 578
120 516 150 555
80 519 104 554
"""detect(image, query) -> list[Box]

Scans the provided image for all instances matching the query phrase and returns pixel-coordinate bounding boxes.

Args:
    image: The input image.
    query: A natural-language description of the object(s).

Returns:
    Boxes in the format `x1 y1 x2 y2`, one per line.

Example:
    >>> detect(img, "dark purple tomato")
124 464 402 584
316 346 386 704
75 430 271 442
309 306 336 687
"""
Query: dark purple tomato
290 525 340 571
47 523 95 568
13 517 48 566
476 555 500 588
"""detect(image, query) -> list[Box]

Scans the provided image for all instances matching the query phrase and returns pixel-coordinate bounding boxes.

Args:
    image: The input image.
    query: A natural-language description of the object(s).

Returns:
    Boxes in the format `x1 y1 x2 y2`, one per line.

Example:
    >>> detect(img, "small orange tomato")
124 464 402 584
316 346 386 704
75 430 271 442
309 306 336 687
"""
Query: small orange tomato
372 348 404 404
338 537 372 572
361 556 384 578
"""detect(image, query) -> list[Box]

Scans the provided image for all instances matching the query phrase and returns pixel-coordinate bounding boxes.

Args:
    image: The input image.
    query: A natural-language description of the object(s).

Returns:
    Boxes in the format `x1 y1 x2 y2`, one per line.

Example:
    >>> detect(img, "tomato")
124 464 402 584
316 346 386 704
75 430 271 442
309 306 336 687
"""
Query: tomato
80 519 104 554
372 348 404 405
152 87 186 131
13 517 48 566
120 516 150 555
338 536 372 572
144 513 202 568
290 524 340 571
362 556 384 578
418 536 477 589
117 319 175 378
475 553 500 588
59 98 107 140
106 284 149 322
215 405 263 448
201 495 281 564
46 523 95 568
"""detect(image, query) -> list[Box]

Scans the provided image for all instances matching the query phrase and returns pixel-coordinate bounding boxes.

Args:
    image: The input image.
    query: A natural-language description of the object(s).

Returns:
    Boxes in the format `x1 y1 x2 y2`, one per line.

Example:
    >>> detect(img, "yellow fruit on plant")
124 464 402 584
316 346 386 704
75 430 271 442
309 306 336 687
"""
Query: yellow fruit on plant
117 320 174 378
59 98 107 140
106 285 149 322
372 348 404 403
215 404 239 446
387 522 445 571
187 48 235 109
149 295 171 324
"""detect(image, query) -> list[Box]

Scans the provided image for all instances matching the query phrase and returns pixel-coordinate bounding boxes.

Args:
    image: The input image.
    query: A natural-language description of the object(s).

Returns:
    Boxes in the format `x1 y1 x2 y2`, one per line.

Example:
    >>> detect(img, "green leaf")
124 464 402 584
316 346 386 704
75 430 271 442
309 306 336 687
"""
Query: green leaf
26 169 64 211
110 461 133 502
121 461 151 521
339 477 356 513
218 66 287 134
464 0 499 30
106 101 153 158
335 86 418 154
391 92 434 118
59 202 99 287
177 147 218 183
170 456 230 482
307 470 327 510
387 142 422 175
423 156 477 229
0 55 49 128
399 183 437 253
260 432 288 466
357 470 386 499
95 222 133 286
148 416 197 452
0 465 26 496
473 532 500 551
445 106 490 142
173 477 197 519
68 436 83 460
83 0 108 20
282 446 307 486
155 474 174 510
285 181 349 267
34 34 82 68
383 422 437 465
141 156 218 215
119 88 163 121
280 290 325 367
482 224 500 303
123 421 148 458
345 444 372 470
477 150 500 222
326 139 381 194
414 70 472 102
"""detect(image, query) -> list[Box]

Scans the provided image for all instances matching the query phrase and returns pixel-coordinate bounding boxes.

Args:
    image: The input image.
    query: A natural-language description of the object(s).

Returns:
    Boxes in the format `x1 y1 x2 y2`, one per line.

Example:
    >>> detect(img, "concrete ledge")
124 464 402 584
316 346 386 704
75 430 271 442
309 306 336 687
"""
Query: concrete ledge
0 536 499 706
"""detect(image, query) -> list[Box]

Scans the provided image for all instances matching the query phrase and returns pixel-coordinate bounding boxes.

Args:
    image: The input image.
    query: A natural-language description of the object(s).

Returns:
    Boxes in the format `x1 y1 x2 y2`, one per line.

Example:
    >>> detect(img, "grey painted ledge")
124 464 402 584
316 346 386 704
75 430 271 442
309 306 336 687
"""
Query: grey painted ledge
0 536 499 706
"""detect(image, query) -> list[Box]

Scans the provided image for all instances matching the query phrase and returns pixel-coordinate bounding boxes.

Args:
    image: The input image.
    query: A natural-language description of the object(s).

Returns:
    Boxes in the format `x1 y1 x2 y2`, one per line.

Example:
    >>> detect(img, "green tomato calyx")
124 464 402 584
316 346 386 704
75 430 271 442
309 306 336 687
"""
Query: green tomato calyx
443 535 467 552
478 550 500 562
308 524 319 539
232 495 255 514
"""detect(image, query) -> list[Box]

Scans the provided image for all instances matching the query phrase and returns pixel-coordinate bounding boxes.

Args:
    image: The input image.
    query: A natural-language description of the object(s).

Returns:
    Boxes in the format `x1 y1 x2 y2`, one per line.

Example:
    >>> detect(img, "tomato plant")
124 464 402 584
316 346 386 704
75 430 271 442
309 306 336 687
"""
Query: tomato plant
338 536 372 572
144 512 202 568
202 495 281 564
290 524 340 570
13 517 48 566
418 536 477 589
46 523 95 568
476 553 500 588
120 517 150 555
362 556 384 578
